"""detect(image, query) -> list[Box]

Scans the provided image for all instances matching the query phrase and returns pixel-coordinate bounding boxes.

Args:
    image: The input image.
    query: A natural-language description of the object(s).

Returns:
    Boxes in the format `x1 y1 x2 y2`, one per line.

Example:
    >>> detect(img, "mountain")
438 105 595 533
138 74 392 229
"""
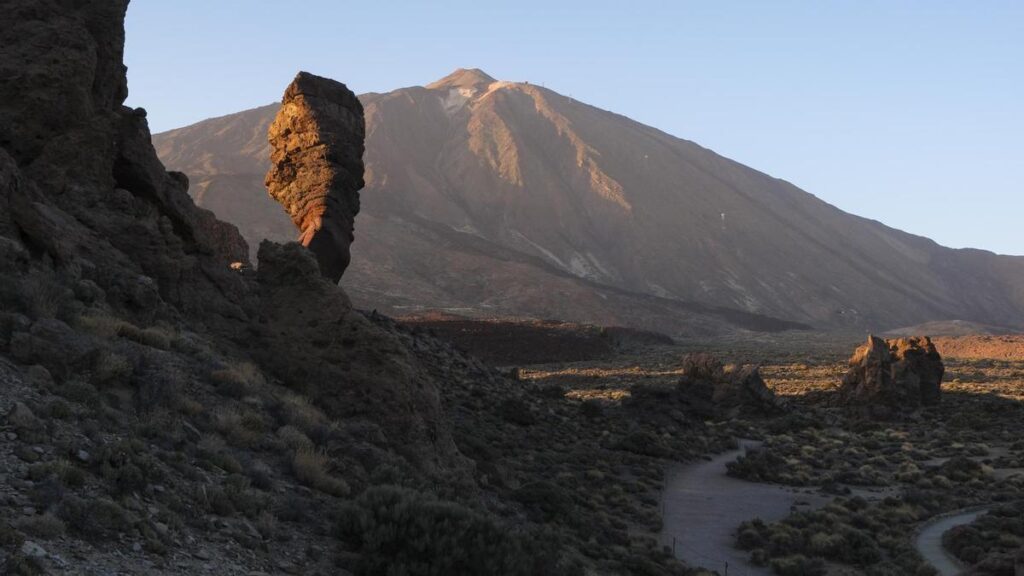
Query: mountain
154 68 1024 334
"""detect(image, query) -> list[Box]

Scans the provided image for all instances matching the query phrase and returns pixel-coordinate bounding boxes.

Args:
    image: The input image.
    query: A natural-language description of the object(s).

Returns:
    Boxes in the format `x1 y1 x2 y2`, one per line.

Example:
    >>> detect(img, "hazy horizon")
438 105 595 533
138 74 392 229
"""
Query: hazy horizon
126 1 1024 256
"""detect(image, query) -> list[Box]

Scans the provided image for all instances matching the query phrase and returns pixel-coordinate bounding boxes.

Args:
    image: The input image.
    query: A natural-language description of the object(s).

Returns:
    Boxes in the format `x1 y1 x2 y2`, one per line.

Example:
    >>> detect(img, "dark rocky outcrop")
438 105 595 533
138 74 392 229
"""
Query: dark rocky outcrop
265 72 365 283
254 241 464 473
0 0 252 333
839 335 945 415
676 354 788 418
629 353 787 420
0 0 460 481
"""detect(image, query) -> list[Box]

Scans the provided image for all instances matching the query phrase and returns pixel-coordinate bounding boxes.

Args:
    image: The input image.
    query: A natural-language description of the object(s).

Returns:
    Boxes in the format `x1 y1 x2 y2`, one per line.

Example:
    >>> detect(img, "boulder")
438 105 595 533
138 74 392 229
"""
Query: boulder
265 72 365 283
839 335 944 413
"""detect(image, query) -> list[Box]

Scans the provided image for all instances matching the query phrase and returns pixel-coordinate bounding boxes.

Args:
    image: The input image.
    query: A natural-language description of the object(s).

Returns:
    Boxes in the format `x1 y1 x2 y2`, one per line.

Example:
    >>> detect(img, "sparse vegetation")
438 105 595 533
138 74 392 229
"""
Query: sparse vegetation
336 486 564 576
292 447 350 496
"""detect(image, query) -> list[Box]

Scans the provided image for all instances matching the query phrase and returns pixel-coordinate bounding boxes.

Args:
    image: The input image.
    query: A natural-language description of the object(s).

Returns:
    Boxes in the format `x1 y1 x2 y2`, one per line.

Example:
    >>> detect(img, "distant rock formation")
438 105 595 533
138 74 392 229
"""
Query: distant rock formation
676 354 788 418
840 335 944 414
265 72 365 283
630 353 786 420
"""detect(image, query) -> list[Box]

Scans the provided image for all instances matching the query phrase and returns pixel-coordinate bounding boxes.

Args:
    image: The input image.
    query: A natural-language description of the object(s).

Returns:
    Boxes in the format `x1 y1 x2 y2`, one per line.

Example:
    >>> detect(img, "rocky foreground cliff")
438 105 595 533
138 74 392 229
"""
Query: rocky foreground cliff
0 2 734 575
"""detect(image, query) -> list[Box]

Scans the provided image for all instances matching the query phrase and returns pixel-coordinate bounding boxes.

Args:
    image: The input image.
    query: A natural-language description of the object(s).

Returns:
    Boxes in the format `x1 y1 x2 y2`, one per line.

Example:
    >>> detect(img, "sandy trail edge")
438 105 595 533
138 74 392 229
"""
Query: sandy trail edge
914 507 990 576
659 440 828 575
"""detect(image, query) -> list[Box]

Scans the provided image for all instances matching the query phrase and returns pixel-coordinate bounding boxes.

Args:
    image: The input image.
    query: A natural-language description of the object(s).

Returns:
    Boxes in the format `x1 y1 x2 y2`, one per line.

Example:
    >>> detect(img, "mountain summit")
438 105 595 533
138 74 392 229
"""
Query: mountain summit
426 67 498 90
154 70 1024 334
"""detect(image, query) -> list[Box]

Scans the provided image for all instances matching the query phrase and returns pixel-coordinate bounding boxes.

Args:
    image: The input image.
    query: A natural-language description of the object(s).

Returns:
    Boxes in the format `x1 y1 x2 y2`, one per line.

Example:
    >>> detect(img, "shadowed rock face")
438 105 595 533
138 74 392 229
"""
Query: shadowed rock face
0 0 463 479
266 72 365 282
628 353 786 421
675 353 788 418
840 335 945 414
0 0 251 330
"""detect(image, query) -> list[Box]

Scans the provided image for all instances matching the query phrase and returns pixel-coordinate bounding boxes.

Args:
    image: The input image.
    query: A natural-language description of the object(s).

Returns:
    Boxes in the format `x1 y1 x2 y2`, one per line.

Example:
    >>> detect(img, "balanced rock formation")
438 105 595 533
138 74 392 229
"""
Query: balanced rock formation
265 72 365 283
839 335 944 414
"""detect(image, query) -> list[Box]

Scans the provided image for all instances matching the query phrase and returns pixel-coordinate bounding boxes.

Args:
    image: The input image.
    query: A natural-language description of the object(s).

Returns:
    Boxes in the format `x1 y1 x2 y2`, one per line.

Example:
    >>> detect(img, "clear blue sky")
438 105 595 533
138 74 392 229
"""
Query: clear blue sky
125 1 1024 256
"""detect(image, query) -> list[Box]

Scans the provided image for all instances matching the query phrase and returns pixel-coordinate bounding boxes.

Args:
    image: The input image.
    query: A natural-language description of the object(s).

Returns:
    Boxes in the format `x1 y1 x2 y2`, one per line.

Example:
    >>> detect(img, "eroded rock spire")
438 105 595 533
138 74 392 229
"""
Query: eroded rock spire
265 71 365 282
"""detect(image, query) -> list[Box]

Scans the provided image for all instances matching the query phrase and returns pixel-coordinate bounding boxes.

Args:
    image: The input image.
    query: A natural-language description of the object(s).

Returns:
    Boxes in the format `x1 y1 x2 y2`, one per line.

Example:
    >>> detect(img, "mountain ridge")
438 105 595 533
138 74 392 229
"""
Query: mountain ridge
153 68 1024 334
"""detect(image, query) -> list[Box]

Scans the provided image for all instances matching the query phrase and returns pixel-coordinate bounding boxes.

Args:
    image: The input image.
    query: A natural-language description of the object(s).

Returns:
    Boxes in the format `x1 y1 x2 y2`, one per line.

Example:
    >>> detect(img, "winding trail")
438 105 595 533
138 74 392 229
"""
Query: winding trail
659 440 828 575
914 507 990 576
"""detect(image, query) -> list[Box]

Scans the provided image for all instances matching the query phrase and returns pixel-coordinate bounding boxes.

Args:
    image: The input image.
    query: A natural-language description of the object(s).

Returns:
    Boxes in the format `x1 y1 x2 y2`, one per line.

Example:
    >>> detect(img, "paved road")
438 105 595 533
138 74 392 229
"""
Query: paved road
915 508 989 576
660 440 827 576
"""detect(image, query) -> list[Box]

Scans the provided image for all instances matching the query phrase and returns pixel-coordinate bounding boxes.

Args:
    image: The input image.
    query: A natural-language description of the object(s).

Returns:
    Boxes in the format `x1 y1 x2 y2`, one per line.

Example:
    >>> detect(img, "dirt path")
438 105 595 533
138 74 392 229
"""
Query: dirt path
660 440 828 575
915 508 989 576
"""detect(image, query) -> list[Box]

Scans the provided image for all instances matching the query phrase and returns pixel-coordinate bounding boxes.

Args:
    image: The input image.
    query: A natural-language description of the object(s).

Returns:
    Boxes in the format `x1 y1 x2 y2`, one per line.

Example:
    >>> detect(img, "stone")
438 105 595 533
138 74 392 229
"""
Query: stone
7 402 43 432
25 365 55 389
839 335 945 415
265 72 365 283
10 319 96 379
20 541 47 559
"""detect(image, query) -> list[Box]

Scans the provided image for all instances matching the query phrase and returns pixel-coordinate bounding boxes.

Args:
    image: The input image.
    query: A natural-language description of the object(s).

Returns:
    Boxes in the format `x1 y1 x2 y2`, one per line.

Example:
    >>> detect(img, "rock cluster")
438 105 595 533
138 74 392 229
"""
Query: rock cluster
265 72 365 283
839 335 944 414
630 353 786 420
676 354 788 418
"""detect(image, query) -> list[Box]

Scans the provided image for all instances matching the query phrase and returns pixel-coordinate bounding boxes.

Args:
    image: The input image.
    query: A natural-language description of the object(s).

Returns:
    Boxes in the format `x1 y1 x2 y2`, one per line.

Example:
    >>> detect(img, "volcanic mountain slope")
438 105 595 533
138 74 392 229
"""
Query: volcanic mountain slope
155 68 1024 333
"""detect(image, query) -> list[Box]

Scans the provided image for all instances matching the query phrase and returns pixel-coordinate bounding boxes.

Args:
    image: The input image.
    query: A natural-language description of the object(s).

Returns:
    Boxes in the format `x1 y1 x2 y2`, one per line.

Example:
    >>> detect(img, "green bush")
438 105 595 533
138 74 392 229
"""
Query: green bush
336 486 560 576
769 554 827 576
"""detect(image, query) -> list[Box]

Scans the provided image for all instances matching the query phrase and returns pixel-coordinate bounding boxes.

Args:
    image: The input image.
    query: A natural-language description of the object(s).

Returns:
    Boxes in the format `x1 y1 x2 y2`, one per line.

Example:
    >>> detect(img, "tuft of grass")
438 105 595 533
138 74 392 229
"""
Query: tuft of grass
14 514 65 539
276 425 313 452
76 314 174 350
210 361 265 398
292 447 349 496
278 394 326 435
20 270 69 319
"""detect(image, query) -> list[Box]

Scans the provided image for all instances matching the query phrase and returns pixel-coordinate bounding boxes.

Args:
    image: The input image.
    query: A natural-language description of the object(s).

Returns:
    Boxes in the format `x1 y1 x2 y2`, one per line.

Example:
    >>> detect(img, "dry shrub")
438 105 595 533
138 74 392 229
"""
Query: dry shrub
77 315 132 339
214 408 264 448
279 394 326 434
210 361 266 398
20 270 69 319
77 314 174 350
14 513 65 539
292 447 349 496
91 349 133 387
277 425 313 452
